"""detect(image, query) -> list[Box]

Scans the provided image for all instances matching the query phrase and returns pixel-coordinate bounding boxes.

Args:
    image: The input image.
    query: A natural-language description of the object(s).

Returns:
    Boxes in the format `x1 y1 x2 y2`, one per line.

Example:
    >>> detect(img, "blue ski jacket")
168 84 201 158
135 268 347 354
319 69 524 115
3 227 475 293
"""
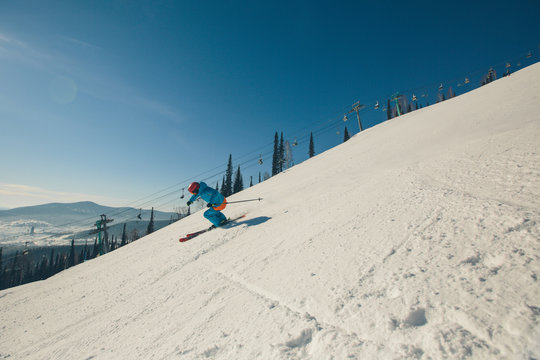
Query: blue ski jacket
188 182 225 208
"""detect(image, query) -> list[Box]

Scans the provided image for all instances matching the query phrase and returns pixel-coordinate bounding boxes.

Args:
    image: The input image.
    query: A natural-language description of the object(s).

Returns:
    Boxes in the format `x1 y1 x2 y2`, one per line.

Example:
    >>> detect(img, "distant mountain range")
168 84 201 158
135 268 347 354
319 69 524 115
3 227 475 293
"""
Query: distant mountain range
0 201 178 248
0 201 174 224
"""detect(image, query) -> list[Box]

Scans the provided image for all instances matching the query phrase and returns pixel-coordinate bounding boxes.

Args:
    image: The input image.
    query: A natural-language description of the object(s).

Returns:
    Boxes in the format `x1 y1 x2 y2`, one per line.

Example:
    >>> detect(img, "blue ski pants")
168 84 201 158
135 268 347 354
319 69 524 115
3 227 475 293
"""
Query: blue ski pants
204 208 227 227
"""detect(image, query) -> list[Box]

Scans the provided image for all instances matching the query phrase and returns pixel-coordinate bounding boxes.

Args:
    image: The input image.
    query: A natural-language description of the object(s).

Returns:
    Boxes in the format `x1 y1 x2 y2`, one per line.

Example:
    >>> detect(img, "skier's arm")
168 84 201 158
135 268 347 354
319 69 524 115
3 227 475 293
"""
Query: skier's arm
187 193 200 205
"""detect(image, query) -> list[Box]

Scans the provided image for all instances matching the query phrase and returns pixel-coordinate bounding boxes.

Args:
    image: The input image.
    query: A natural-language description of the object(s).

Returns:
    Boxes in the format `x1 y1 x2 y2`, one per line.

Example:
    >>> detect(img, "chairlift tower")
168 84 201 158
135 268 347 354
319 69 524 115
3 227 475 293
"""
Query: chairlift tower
391 93 403 117
348 101 365 132
89 214 114 256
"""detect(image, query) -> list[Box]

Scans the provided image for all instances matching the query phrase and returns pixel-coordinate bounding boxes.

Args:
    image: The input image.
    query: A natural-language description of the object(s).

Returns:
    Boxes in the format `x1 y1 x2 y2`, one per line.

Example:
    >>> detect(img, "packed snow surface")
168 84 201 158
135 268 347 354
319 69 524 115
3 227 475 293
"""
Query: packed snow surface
1 63 540 359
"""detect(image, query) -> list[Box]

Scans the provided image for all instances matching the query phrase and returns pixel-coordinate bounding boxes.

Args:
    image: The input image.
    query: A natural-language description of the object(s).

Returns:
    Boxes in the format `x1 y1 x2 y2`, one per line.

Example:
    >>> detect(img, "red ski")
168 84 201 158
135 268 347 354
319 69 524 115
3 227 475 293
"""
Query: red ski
179 214 246 243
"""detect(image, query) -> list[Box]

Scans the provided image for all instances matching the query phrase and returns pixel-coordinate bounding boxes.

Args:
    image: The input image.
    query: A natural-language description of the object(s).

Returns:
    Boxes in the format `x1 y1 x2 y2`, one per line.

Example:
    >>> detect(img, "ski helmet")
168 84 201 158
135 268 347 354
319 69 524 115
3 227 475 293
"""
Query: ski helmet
188 182 200 194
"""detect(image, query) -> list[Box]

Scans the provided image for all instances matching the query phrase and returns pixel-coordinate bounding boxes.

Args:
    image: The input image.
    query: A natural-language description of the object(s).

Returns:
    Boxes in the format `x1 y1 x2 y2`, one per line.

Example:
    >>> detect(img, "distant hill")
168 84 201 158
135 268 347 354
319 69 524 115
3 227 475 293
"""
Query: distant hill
0 201 174 225
0 201 178 247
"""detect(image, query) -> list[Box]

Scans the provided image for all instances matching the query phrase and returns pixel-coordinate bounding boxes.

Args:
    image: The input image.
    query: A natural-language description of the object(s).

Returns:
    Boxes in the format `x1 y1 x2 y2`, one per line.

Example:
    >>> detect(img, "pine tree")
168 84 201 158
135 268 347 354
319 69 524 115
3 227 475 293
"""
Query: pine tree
279 132 285 173
220 175 226 195
224 154 233 196
259 172 261 183
78 244 84 264
343 126 350 142
38 254 48 280
10 251 20 287
22 261 31 285
250 176 253 187
0 247 3 289
284 140 294 169
121 223 127 247
83 240 88 262
48 249 55 276
272 132 279 176
309 132 315 158
110 235 116 252
387 99 392 120
92 237 98 259
233 166 244 194
55 253 64 273
147 207 155 235
400 97 408 114
68 238 76 268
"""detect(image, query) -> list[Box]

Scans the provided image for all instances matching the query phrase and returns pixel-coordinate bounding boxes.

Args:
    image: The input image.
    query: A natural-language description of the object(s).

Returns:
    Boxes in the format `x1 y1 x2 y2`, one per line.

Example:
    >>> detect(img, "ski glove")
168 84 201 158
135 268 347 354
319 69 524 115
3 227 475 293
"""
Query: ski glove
206 203 214 208
186 201 192 206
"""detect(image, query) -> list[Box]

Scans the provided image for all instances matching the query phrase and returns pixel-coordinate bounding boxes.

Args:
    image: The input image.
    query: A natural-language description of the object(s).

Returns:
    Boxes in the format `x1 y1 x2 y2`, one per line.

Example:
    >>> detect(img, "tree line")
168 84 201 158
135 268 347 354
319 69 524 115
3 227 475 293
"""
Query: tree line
0 210 173 291
221 128 353 191
0 237 121 290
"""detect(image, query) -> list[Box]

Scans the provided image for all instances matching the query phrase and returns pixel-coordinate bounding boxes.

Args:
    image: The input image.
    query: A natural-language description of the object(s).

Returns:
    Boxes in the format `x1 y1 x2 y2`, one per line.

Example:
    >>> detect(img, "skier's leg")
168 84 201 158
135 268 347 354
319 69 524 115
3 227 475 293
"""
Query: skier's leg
216 210 227 224
204 208 222 227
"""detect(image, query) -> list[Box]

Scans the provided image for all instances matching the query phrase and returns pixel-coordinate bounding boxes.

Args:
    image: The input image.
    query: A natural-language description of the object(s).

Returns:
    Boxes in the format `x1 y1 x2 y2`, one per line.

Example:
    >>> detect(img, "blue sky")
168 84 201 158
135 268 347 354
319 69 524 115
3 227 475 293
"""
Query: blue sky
1 0 539 211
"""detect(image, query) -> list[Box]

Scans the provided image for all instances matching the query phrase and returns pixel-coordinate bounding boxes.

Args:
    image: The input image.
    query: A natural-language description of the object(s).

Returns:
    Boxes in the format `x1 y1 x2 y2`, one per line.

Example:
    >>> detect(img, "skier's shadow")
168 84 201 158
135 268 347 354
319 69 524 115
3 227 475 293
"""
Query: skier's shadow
225 216 271 228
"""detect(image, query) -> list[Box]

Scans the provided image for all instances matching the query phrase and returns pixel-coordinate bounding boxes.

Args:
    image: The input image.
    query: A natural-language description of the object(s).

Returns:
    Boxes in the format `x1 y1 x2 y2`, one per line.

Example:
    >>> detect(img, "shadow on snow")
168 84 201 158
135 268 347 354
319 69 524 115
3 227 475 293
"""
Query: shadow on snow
225 216 271 228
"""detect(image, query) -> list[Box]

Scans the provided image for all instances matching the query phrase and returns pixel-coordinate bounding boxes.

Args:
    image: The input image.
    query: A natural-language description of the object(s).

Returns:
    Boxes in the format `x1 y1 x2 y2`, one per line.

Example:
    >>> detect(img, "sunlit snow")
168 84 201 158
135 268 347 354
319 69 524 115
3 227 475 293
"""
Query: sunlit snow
1 63 539 359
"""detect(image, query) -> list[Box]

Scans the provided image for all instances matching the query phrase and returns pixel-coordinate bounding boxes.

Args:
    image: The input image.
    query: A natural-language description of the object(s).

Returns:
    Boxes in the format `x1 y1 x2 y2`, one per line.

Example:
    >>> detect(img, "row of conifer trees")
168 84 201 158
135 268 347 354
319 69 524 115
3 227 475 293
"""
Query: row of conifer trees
0 220 149 290
219 128 352 192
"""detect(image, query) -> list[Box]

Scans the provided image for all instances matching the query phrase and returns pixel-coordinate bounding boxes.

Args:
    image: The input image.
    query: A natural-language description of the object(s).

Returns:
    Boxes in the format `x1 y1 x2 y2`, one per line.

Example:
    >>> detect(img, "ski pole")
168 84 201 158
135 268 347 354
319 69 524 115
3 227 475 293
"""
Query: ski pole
209 197 263 206
227 197 263 204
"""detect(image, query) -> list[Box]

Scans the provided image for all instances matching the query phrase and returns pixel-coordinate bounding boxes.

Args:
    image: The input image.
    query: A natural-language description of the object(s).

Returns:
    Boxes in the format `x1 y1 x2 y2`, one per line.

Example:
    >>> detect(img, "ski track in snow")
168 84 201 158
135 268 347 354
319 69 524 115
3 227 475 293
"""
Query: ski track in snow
208 263 367 358
1 63 540 360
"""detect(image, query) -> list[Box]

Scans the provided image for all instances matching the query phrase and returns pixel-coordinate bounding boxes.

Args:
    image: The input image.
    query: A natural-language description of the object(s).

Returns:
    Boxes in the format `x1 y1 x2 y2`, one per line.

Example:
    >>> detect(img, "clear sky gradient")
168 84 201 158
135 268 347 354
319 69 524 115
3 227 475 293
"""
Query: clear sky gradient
1 0 539 210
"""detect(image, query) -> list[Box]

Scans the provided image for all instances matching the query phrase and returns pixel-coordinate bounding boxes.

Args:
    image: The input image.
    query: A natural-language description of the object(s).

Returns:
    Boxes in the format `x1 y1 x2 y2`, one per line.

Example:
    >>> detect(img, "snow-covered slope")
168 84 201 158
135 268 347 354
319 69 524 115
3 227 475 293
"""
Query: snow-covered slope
1 63 539 360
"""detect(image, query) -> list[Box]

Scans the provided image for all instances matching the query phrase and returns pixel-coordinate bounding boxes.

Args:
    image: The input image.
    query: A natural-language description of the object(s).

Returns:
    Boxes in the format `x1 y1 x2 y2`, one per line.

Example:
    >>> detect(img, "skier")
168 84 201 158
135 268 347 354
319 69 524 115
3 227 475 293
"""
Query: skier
186 181 228 229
